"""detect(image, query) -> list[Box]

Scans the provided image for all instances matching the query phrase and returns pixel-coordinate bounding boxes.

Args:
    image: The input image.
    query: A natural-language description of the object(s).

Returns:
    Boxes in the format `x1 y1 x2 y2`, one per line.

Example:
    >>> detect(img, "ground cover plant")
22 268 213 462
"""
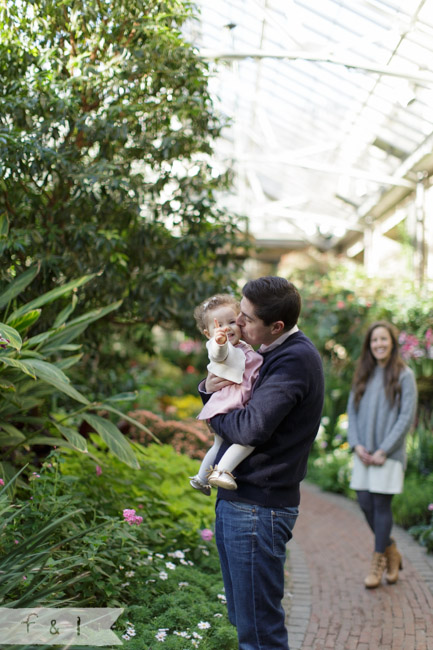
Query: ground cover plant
0 441 236 648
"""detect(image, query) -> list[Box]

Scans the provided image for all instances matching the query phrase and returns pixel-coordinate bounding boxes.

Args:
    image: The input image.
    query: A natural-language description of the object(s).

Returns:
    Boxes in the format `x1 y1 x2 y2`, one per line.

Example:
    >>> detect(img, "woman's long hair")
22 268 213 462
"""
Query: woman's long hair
352 320 406 408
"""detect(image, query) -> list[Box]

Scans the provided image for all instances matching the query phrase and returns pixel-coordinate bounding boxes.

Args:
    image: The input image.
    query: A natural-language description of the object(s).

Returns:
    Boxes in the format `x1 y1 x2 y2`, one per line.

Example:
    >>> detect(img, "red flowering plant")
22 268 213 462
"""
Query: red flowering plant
399 327 433 407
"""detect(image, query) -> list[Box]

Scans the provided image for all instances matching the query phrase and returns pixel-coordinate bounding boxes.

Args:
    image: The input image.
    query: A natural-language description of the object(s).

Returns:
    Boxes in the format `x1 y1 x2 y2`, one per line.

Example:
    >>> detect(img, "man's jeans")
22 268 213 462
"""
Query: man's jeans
215 499 298 650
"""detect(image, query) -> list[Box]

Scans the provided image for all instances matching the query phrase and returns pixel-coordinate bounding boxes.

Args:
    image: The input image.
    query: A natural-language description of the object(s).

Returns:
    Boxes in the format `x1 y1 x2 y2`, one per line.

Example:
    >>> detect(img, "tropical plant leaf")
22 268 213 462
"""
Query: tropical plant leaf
0 357 36 378
0 422 26 445
19 359 90 405
7 274 96 321
82 413 140 469
103 404 162 444
0 323 22 350
27 436 83 451
52 423 88 452
52 294 78 328
6 310 41 334
0 379 15 392
0 264 40 310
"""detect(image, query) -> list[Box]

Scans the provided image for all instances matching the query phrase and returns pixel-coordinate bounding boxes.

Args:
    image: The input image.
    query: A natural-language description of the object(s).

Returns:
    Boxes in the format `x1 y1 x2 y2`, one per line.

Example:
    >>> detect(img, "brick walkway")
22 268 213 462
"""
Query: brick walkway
284 482 433 650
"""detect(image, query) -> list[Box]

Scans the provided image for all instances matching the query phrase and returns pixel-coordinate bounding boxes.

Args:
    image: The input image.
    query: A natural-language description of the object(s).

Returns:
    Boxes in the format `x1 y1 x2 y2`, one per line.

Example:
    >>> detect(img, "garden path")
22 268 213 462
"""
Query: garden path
285 482 433 650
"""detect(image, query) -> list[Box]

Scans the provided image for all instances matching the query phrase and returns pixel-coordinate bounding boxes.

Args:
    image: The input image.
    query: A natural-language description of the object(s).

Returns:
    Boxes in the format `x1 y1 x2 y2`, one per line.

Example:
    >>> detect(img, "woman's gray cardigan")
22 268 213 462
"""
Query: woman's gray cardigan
347 365 417 467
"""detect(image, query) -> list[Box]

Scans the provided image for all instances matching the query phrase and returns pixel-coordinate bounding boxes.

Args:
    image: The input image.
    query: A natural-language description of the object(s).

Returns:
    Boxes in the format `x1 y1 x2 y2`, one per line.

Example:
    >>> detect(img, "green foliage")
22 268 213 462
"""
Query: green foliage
0 266 150 473
118 548 237 649
60 440 216 548
393 473 433 529
406 409 433 476
0 0 249 347
409 505 433 553
0 444 233 647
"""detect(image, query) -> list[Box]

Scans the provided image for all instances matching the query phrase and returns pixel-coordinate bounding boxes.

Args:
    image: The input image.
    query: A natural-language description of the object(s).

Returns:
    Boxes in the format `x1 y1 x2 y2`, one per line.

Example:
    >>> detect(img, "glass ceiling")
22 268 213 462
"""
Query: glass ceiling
186 0 433 260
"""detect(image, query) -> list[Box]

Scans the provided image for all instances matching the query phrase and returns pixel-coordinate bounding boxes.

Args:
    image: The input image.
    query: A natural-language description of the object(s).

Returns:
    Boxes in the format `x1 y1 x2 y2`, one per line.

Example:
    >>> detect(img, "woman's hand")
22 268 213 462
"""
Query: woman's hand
355 444 374 465
205 372 234 393
370 449 387 466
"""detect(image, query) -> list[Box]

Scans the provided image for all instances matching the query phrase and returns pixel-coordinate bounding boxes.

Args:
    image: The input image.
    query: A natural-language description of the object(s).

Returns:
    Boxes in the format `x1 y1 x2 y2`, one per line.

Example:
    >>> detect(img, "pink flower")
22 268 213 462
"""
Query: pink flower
0 478 4 486
336 301 345 309
123 509 143 525
428 503 433 512
200 528 213 541
186 365 196 374
95 465 102 476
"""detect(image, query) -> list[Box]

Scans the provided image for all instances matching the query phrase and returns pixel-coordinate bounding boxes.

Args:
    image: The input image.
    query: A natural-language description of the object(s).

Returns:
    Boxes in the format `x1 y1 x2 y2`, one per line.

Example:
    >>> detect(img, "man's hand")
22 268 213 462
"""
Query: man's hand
205 372 234 393
214 318 228 345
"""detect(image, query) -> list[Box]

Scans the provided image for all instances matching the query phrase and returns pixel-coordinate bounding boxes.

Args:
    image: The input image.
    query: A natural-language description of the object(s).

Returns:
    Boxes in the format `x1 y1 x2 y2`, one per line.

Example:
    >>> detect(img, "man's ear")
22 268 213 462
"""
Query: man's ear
271 320 285 335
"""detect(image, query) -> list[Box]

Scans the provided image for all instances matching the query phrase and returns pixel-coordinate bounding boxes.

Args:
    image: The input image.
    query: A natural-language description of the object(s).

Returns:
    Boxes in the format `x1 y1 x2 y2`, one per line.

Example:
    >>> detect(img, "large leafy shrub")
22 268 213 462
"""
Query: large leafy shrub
0 0 249 346
0 266 156 476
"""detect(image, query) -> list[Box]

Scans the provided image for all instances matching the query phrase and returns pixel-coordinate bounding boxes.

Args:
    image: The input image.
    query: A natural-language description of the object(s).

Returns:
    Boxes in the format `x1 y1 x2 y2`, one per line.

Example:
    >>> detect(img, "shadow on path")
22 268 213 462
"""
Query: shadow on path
284 482 433 650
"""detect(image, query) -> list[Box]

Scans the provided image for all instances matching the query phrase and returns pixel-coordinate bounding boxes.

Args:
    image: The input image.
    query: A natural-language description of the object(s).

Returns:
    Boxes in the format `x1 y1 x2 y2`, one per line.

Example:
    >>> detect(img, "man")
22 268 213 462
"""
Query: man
200 276 324 650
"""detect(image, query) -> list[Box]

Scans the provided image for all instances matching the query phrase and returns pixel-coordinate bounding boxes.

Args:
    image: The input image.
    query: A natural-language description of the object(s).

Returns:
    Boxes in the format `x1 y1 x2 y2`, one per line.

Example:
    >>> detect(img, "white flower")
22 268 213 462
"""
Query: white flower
214 613 223 617
122 633 130 640
170 550 185 559
173 631 190 638
192 631 203 639
159 571 168 580
180 559 188 565
155 631 166 642
202 549 210 556
178 581 189 587
217 594 227 602
126 628 136 636
197 621 210 629
125 570 135 577
121 582 130 587
166 562 176 570
155 553 165 559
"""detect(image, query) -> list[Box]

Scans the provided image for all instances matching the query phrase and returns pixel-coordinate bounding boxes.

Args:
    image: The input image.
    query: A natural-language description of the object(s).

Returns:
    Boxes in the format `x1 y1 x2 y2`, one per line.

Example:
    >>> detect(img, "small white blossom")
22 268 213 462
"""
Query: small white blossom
214 613 223 617
159 571 168 580
156 553 165 559
178 581 189 587
166 562 176 570
192 631 203 639
122 634 130 640
125 570 135 577
197 621 211 629
170 550 185 559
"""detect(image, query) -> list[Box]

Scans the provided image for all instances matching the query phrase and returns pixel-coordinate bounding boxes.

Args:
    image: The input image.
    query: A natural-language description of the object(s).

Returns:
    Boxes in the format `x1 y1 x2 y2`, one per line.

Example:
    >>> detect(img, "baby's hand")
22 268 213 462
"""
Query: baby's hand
214 318 228 345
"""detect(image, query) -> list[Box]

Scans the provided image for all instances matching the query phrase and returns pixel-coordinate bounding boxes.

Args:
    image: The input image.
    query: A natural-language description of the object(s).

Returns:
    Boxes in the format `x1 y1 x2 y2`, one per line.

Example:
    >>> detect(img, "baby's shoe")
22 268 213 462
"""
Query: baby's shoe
189 475 211 496
207 467 237 490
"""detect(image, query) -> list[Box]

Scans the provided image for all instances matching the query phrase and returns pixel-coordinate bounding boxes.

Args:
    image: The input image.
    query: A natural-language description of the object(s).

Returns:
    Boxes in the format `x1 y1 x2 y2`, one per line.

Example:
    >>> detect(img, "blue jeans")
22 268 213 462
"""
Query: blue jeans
215 499 298 650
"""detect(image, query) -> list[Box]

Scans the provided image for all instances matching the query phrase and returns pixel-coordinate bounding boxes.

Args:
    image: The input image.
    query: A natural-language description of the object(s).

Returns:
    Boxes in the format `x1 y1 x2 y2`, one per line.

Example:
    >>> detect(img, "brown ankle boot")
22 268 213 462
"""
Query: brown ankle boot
384 540 403 584
364 552 387 588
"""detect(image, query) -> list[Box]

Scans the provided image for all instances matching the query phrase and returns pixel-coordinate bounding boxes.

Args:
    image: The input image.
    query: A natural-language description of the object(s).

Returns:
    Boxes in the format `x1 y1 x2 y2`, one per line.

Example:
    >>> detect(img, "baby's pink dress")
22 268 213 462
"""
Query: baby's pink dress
197 341 263 420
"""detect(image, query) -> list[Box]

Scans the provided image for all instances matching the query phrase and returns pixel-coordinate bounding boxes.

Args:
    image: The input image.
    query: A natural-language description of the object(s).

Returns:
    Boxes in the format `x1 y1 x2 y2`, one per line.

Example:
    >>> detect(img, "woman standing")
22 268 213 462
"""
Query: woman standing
347 320 417 588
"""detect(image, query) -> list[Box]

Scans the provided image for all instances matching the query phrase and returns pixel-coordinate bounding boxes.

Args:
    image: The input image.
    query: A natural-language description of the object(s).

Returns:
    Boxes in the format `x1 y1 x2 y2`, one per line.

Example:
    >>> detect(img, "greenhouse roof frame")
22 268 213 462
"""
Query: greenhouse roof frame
186 0 433 259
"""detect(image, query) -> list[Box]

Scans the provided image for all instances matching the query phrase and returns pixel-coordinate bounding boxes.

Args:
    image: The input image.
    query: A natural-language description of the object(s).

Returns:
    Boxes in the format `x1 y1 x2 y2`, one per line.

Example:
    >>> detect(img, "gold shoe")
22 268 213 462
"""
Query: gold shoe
189 475 211 496
207 468 237 490
364 552 387 589
384 539 403 584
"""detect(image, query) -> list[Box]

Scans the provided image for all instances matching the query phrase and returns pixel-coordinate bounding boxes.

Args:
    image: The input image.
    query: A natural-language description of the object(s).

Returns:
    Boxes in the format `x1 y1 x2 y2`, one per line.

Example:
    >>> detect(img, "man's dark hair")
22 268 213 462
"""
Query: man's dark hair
242 276 301 330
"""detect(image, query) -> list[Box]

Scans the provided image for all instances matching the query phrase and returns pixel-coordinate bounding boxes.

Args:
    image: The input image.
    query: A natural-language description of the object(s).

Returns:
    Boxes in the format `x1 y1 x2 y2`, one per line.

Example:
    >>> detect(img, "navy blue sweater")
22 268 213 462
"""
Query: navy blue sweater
202 330 324 508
